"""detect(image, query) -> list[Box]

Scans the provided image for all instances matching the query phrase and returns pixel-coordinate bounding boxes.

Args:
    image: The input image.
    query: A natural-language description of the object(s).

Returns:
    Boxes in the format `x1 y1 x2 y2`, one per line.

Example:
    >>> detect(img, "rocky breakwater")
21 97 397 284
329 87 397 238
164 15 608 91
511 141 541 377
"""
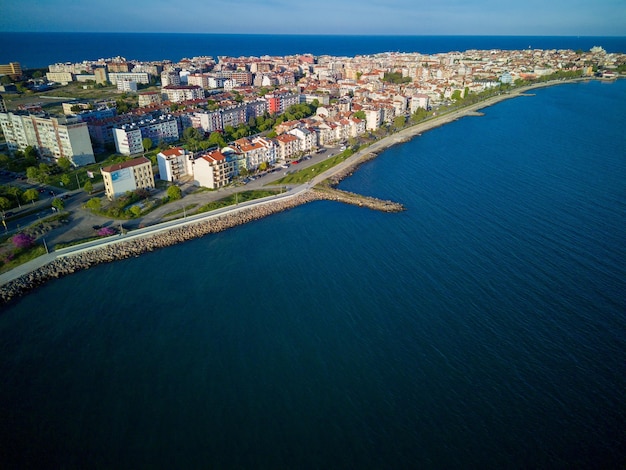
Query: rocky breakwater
312 187 405 212
0 191 323 305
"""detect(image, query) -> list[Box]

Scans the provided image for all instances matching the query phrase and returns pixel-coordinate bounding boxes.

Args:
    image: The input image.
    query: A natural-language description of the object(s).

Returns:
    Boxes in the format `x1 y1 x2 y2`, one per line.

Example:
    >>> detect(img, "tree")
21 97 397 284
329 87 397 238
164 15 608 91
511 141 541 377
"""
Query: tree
12 233 35 249
23 188 39 205
61 174 71 187
57 157 72 172
0 196 10 214
167 185 182 201
83 180 93 194
208 132 226 148
6 186 22 208
97 226 115 237
142 138 153 152
393 115 406 130
130 205 142 217
51 197 64 211
85 197 101 211
26 166 40 181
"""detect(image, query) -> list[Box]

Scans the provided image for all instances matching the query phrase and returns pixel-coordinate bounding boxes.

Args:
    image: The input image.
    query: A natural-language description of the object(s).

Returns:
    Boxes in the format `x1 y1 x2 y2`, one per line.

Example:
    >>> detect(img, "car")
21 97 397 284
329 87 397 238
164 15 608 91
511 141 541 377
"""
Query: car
291 161 299 164
4 211 14 217
38 188 45 193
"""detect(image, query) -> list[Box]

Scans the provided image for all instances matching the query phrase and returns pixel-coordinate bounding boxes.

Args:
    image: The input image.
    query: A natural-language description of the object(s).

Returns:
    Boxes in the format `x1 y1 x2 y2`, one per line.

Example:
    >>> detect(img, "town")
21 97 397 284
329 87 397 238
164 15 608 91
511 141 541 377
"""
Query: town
0 45 624 281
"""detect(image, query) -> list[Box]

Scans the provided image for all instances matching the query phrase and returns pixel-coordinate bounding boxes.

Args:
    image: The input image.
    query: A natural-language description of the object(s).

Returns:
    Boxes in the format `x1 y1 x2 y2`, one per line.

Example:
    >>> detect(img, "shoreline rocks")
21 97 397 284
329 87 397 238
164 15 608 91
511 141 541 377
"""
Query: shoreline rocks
0 191 324 305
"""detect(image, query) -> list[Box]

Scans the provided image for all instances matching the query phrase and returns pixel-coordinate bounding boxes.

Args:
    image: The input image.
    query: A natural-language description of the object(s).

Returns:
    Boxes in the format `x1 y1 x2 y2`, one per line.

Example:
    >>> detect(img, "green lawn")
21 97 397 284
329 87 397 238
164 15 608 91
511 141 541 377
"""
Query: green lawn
273 150 354 185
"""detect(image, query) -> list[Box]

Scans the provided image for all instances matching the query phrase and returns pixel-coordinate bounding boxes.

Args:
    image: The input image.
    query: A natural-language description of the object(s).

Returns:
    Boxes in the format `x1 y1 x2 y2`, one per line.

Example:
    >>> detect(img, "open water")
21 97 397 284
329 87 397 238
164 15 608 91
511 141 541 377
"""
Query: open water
1 79 625 467
1 33 626 69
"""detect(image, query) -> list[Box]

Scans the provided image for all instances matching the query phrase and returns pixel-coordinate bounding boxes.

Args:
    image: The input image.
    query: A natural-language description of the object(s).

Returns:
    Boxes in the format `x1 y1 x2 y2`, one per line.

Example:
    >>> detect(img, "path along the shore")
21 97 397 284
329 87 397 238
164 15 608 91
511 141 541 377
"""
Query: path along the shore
0 79 575 302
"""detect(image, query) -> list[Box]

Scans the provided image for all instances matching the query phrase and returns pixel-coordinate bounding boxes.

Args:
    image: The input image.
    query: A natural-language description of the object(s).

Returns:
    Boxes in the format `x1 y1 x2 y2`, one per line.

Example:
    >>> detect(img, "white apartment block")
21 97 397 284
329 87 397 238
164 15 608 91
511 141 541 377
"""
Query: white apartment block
0 112 95 166
161 71 181 87
157 147 193 182
193 149 235 189
113 115 180 155
187 73 211 89
410 94 430 113
45 72 74 84
108 72 150 85
138 91 163 107
117 80 138 92
161 85 204 103
232 137 277 171
101 156 155 200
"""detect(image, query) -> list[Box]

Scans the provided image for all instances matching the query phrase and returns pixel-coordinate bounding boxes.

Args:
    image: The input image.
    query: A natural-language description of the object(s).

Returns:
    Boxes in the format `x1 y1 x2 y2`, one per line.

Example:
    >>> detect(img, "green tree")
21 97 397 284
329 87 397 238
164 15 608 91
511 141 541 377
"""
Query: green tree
23 188 39 205
83 180 93 194
6 186 22 208
167 185 182 201
85 197 101 211
0 196 10 214
393 115 406 130
353 110 366 120
208 132 226 148
57 157 72 172
142 138 153 151
51 197 64 211
61 174 71 187
26 166 40 181
38 163 51 181
130 205 142 217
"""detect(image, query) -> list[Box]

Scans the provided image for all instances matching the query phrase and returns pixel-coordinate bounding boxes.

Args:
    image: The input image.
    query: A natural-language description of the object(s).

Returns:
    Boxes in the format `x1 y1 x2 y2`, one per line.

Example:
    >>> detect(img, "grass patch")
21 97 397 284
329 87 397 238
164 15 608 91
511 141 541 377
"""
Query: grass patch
273 150 354 185
0 245 47 274
195 189 281 214
162 203 199 218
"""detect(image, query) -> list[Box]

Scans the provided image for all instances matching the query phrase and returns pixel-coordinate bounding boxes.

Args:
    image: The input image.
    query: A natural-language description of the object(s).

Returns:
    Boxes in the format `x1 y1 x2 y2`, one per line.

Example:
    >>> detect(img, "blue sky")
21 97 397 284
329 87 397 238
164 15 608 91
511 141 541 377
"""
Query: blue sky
2 0 625 35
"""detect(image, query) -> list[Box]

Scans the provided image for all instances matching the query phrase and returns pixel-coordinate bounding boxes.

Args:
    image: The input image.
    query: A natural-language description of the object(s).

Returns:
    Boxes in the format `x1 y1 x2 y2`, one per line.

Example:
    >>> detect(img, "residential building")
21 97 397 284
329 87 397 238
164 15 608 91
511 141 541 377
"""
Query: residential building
162 85 204 103
0 62 22 79
274 133 299 161
46 72 74 84
113 115 179 155
101 156 155 200
157 147 192 182
193 149 235 189
108 72 150 85
161 71 181 87
0 95 6 113
117 80 138 92
0 111 95 166
138 91 162 107
93 67 108 85
231 136 277 171
265 92 300 115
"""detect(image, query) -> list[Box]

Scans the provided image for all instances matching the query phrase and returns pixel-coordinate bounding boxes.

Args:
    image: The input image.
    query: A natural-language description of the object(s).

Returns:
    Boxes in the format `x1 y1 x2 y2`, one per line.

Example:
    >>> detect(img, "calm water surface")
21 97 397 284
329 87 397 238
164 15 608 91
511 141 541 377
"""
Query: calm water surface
1 80 625 469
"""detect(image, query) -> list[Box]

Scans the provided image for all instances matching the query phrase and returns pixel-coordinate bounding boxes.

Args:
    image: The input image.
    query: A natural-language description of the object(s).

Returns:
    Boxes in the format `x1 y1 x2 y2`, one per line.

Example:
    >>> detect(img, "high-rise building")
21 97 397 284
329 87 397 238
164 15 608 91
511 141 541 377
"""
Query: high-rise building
0 111 95 166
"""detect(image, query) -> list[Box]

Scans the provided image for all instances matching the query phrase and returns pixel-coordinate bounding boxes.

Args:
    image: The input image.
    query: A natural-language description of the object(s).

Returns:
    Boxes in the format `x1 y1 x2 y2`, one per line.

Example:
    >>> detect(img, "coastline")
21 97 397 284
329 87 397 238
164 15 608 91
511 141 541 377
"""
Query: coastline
0 78 596 304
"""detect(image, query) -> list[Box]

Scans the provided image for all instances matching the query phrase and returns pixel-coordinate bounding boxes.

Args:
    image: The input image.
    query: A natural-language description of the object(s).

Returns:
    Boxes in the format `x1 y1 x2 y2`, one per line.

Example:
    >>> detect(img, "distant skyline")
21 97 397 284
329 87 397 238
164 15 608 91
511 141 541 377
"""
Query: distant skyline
1 0 625 36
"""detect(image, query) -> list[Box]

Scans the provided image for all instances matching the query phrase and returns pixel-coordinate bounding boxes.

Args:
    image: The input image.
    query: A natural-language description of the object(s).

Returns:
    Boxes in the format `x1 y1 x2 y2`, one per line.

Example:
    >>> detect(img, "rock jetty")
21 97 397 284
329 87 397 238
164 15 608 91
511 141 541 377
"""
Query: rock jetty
0 191 321 304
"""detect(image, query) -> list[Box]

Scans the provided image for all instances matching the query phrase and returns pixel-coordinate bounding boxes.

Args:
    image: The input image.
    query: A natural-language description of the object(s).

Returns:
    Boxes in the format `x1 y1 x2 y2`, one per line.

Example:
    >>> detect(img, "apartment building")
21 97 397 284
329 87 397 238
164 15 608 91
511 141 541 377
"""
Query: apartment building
101 156 155 200
157 147 193 182
138 91 163 107
161 85 204 103
113 115 179 155
231 136 277 171
274 133 299 161
0 111 95 166
46 72 74 84
0 62 22 79
108 72 150 85
193 149 235 189
265 92 299 115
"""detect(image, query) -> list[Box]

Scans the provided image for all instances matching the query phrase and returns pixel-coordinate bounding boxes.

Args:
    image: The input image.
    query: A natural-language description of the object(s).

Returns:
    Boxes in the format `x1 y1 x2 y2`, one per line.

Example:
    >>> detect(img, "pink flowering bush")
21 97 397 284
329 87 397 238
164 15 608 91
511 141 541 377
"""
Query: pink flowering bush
97 227 116 237
11 233 35 249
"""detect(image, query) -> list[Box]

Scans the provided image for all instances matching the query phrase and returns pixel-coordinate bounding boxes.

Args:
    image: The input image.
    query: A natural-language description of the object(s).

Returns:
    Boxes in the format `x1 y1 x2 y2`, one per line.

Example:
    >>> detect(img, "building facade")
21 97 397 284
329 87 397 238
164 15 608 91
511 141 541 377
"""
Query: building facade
157 147 193 182
101 156 155 200
0 111 95 166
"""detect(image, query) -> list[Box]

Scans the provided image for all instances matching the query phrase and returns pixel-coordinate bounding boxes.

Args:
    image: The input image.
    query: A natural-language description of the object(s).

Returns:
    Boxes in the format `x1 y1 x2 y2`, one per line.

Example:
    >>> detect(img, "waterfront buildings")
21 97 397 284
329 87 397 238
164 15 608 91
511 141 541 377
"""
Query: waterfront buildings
101 156 155 200
0 62 22 79
0 111 95 166
161 85 204 103
157 147 193 182
113 115 180 155
193 149 236 189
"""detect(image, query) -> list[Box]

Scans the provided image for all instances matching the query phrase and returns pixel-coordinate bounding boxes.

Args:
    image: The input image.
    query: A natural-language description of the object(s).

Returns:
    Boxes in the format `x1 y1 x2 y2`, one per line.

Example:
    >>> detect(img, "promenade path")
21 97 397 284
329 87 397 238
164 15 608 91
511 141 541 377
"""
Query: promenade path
0 80 564 288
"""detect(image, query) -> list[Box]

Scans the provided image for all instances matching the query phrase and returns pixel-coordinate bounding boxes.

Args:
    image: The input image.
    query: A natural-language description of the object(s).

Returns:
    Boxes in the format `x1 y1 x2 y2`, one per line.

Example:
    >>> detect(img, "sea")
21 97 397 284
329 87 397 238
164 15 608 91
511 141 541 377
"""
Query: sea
1 36 626 469
1 33 626 69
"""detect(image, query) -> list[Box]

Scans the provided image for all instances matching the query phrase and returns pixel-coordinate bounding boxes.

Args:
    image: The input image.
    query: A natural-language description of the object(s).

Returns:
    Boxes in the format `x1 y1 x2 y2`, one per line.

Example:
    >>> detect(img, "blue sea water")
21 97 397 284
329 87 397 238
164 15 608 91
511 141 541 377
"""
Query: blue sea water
1 78 625 468
1 33 626 69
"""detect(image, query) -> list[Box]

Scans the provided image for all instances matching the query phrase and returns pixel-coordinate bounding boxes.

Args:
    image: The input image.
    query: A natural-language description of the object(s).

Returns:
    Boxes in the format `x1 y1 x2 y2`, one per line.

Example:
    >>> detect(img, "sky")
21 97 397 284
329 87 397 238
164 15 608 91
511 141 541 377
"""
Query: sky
1 0 625 36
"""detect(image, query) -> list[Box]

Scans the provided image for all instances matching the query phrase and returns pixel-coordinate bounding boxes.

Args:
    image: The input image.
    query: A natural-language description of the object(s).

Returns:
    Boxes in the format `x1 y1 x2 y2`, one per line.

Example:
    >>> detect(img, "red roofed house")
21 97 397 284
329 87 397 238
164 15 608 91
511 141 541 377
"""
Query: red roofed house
193 149 235 189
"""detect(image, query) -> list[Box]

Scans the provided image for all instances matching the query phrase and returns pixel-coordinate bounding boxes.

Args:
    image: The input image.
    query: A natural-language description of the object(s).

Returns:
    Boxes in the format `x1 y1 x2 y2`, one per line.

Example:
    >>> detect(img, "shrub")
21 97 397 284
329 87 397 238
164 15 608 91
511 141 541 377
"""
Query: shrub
12 233 35 249
97 227 116 237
